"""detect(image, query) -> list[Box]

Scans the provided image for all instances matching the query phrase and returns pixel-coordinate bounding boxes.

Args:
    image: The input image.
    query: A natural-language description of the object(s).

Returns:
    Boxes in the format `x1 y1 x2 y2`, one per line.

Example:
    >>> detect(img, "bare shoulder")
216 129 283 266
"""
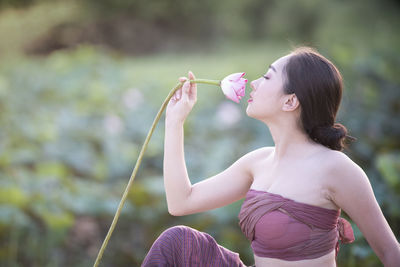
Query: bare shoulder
323 150 366 179
238 146 274 175
243 146 274 164
246 146 274 159
320 150 370 198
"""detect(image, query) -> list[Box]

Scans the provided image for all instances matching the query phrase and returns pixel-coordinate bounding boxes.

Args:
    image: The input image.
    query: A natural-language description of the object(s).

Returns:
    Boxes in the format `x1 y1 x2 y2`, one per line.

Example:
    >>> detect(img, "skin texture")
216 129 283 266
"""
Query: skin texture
164 60 400 266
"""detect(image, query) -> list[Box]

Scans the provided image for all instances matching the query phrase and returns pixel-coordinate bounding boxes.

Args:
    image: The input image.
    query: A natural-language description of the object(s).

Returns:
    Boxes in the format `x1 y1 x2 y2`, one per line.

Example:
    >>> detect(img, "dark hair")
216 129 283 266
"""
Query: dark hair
282 47 356 151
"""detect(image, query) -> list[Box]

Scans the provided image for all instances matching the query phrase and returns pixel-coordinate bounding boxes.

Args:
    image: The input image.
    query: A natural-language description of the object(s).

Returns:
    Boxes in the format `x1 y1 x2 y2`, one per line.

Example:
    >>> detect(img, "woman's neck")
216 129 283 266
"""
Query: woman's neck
267 121 319 163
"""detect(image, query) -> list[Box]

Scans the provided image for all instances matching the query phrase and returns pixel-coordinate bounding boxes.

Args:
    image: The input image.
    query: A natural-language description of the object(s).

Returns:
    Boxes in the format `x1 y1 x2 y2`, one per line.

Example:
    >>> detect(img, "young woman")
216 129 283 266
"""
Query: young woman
142 47 400 266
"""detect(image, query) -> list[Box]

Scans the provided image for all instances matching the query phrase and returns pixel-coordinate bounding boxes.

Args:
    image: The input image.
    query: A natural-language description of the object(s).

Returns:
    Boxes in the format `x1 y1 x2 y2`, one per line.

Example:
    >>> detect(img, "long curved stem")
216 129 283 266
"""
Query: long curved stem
189 79 220 86
93 79 219 267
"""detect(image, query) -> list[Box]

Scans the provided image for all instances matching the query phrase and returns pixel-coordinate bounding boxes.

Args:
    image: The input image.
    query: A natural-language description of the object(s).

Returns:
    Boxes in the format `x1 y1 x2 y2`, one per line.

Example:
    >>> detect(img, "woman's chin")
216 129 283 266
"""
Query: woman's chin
245 107 254 118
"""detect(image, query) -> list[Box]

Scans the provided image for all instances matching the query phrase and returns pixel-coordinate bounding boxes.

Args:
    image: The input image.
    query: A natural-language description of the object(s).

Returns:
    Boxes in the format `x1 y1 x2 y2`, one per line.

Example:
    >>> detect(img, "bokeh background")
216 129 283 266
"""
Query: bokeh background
0 0 399 266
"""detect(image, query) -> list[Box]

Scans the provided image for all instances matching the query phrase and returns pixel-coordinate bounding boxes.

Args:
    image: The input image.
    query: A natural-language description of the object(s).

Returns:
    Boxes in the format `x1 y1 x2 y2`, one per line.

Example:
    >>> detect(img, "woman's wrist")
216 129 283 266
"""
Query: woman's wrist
166 119 184 128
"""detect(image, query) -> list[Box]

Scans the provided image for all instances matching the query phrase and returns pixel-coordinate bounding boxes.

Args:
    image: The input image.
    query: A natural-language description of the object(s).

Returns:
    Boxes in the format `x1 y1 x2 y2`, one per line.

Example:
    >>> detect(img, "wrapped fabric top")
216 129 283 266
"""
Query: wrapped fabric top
238 189 354 261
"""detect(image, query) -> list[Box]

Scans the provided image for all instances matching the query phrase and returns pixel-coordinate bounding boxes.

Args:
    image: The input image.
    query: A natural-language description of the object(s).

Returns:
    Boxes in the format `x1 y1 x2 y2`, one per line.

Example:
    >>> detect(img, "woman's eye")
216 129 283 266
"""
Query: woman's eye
263 75 270 80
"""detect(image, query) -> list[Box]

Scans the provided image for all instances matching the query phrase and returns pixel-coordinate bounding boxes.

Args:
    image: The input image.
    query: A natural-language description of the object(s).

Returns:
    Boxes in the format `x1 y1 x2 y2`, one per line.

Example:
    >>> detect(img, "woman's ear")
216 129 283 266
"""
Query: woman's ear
282 94 300 112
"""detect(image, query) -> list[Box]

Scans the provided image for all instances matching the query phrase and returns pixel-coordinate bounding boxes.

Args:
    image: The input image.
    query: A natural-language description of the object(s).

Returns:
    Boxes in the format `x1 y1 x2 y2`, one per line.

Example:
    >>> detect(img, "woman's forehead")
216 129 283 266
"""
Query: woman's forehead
271 54 291 72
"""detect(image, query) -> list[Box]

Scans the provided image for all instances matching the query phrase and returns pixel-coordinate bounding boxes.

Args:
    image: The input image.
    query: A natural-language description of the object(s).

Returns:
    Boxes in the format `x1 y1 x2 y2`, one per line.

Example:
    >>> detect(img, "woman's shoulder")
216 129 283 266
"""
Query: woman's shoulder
318 150 368 192
320 150 360 171
237 146 274 169
246 146 274 159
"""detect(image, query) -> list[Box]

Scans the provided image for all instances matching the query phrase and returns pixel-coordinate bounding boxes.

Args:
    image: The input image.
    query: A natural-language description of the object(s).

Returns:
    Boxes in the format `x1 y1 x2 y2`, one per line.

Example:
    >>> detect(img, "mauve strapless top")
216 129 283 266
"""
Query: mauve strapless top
238 189 354 261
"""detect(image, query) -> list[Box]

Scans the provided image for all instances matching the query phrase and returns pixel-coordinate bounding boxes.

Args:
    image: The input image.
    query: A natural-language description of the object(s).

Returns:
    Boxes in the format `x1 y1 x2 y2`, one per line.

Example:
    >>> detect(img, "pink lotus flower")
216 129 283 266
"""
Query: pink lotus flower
220 72 247 103
185 72 247 103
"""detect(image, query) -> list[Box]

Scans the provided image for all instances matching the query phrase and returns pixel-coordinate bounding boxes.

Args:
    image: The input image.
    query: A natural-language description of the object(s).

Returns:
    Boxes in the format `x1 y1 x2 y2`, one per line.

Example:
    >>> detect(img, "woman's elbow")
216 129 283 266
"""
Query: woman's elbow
167 205 187 216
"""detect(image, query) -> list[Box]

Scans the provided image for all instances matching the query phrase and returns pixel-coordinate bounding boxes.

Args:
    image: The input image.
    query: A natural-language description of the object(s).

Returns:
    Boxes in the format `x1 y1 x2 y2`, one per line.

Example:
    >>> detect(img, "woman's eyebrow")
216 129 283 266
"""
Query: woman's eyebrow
269 65 277 73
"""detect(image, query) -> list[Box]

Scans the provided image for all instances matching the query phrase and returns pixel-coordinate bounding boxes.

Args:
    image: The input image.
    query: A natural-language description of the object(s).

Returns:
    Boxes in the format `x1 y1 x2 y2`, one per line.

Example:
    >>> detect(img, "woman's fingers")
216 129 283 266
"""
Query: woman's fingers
175 72 196 102
188 71 195 80
177 88 182 99
172 88 182 101
174 77 187 101
182 80 191 101
188 71 197 101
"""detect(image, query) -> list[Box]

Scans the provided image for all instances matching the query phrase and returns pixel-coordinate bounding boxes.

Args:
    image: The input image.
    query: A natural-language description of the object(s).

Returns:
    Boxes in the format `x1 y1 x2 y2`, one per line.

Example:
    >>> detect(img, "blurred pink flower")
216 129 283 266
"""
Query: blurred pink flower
103 114 124 135
216 102 242 127
220 72 247 103
122 88 144 110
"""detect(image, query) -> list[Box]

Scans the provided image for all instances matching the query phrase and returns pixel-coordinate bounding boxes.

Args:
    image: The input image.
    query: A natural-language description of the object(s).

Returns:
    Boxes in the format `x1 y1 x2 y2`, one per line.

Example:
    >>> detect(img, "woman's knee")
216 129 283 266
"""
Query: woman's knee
157 225 194 244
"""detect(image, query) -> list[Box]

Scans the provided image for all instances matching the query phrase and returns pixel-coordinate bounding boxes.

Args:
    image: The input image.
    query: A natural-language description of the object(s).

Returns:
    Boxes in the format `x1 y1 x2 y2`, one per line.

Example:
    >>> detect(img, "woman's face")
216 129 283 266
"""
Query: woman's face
246 54 292 120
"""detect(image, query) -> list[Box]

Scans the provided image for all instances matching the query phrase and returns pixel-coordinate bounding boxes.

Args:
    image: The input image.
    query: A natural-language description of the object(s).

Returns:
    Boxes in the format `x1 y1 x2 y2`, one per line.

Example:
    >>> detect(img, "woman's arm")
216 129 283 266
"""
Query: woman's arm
327 152 400 266
163 71 263 216
164 119 267 215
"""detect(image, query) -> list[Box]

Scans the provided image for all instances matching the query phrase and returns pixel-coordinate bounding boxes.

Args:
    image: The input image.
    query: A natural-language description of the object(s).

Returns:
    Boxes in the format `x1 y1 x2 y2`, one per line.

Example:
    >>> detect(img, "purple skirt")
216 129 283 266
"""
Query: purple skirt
142 225 247 267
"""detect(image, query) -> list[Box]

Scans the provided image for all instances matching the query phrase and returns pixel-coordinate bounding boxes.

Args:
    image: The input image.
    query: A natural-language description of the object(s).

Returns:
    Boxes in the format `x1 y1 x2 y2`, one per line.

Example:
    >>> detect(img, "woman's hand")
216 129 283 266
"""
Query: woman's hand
166 71 197 125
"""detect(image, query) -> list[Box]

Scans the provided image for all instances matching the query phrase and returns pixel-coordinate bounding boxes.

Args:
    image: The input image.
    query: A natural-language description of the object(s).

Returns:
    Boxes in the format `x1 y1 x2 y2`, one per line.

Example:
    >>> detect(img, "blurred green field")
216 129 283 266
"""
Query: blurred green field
0 42 291 266
0 0 399 266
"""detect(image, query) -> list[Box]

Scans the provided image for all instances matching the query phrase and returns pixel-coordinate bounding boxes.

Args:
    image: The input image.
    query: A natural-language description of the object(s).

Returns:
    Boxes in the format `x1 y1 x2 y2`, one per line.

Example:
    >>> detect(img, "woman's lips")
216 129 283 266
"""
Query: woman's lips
248 98 253 103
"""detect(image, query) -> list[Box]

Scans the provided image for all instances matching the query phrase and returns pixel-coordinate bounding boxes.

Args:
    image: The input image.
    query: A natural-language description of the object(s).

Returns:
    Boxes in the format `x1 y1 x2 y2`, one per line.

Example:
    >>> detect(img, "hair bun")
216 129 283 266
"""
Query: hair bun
310 123 354 151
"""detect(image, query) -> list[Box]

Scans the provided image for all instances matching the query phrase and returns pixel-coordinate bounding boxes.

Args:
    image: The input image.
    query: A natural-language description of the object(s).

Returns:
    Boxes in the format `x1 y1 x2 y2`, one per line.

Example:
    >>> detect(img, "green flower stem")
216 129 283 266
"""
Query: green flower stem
189 79 220 86
93 78 220 267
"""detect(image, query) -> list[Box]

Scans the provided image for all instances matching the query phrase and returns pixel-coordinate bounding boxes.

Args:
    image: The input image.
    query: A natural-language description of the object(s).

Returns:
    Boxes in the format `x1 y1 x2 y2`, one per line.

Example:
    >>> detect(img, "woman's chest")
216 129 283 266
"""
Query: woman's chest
250 157 338 210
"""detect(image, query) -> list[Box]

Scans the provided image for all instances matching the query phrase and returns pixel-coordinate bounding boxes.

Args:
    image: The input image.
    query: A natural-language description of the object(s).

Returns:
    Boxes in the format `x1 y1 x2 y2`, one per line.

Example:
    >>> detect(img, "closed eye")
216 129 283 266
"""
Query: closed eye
263 75 269 80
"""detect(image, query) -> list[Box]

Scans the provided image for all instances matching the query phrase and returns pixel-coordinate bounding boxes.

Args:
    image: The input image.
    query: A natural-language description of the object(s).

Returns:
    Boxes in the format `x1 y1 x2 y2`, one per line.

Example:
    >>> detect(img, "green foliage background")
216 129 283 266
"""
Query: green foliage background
0 0 399 266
